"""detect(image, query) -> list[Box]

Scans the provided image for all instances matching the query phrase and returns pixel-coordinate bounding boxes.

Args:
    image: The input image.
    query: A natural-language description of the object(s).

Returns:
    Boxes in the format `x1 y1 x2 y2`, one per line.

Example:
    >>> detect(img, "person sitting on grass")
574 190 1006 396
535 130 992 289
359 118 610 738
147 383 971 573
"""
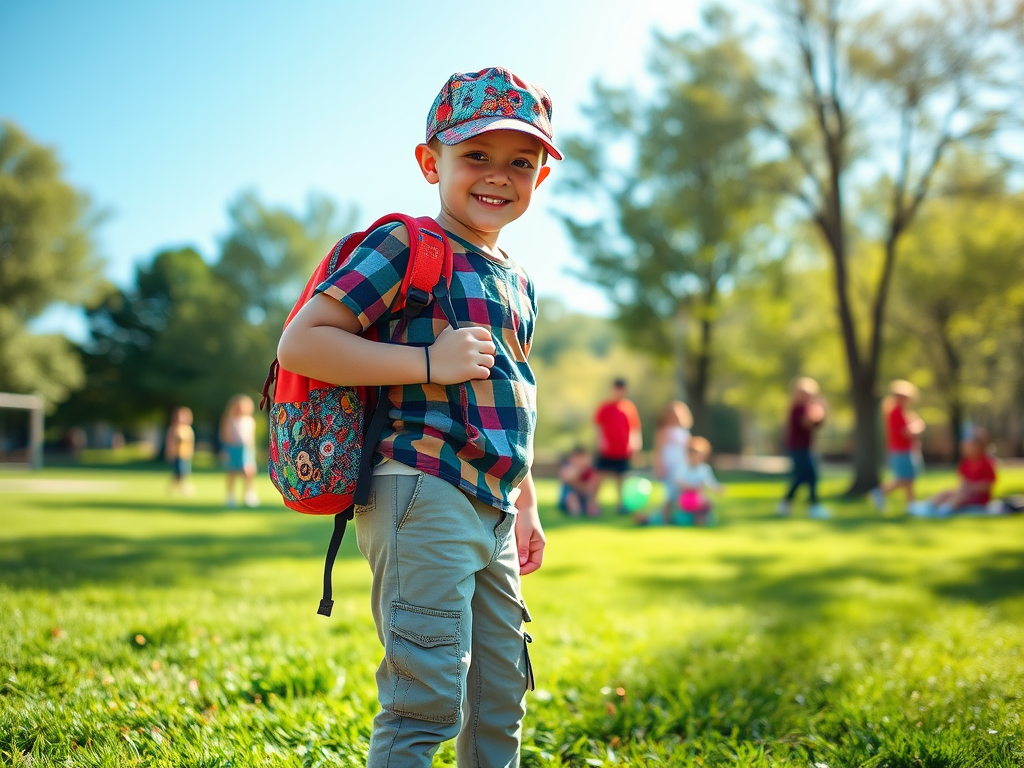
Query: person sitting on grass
910 430 997 517
674 436 721 526
558 445 598 517
636 435 720 526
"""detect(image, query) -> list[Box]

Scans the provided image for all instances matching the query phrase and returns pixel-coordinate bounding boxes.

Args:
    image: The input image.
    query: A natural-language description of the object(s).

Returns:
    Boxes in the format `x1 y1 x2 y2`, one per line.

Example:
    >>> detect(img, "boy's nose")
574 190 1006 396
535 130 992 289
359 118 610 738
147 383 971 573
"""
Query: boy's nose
485 170 511 185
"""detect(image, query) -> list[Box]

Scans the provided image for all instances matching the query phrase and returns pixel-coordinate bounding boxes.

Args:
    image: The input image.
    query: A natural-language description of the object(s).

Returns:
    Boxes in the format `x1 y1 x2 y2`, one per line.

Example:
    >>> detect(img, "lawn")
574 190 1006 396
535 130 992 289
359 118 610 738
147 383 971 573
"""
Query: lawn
1 464 1022 767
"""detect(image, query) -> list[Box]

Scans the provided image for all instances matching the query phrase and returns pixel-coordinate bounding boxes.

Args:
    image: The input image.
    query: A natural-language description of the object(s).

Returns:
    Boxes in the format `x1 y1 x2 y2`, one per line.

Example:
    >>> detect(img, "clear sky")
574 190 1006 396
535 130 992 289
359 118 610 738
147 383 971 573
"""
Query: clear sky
1 0 702 334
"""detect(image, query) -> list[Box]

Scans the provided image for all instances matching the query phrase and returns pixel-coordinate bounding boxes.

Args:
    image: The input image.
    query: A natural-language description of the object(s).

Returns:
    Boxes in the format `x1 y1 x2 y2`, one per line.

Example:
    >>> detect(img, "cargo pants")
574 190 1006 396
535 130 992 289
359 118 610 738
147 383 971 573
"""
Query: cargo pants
355 470 533 768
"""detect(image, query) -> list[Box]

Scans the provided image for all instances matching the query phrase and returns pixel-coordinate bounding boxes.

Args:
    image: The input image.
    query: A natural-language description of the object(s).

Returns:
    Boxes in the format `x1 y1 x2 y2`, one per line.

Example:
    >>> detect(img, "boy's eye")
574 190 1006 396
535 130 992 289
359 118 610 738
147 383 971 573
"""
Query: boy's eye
512 158 535 169
465 151 488 161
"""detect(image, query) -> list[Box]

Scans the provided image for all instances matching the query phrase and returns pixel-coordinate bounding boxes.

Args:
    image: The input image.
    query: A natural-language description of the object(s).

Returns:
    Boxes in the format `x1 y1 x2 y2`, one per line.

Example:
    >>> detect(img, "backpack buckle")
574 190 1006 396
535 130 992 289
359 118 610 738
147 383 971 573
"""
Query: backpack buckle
404 286 432 316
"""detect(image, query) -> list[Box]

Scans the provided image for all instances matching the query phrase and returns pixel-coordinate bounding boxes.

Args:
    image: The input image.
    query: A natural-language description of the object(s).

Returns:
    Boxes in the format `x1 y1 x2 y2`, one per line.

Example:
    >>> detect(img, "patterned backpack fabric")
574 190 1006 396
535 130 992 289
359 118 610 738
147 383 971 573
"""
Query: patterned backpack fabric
260 214 455 615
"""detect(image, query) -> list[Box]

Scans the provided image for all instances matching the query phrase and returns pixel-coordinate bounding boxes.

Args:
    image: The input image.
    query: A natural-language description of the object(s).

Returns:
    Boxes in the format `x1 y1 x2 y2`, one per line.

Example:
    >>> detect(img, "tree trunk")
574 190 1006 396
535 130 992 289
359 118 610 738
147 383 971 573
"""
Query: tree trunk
937 314 962 462
847 374 881 494
690 314 714 435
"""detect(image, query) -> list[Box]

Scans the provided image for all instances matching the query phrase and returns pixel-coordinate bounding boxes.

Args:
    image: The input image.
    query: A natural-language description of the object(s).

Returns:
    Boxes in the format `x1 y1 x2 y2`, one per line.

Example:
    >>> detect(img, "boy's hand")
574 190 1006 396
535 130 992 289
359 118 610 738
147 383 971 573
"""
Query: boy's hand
429 326 495 384
515 503 546 576
514 470 545 575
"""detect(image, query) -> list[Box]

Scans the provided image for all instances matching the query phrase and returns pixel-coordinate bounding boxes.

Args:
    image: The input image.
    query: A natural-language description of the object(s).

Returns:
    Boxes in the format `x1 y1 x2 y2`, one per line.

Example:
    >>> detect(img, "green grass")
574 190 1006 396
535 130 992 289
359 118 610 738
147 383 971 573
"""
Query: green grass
1 465 1023 767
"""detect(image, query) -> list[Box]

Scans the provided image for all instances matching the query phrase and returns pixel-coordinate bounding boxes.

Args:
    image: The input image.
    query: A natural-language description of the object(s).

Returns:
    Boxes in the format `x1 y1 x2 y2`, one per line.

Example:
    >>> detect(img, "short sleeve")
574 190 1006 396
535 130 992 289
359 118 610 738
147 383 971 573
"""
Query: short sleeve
625 402 642 431
315 222 411 331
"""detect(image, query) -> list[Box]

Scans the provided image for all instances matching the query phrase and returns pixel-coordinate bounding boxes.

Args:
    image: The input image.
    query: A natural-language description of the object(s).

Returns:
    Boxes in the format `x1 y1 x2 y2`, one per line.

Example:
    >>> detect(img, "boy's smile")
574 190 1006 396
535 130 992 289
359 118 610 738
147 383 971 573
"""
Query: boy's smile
416 130 550 252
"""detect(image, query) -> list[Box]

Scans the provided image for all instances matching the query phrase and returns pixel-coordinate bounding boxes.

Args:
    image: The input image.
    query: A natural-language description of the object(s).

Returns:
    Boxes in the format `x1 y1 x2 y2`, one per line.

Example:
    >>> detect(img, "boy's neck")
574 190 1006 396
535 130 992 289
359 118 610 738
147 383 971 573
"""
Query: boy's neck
435 212 504 259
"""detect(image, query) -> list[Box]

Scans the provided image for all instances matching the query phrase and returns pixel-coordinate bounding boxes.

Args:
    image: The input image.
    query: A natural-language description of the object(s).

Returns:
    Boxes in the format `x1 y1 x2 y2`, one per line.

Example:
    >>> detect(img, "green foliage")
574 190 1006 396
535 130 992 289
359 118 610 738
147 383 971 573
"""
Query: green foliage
0 121 105 406
886 187 1024 455
557 7 771 425
56 194 355 429
1 467 1023 766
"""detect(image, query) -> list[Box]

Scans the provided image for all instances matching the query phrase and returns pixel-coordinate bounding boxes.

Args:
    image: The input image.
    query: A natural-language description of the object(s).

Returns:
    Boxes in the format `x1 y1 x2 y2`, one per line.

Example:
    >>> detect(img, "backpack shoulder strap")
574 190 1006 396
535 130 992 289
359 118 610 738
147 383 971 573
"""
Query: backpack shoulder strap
361 214 454 319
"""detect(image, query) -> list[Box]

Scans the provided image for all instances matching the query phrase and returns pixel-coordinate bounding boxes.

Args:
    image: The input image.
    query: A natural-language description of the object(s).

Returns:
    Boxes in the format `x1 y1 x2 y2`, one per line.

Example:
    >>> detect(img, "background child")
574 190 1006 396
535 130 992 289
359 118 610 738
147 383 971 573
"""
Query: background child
220 393 258 508
674 436 721 526
558 445 598 516
593 378 643 514
911 429 997 516
275 66 556 767
872 380 925 511
164 406 194 496
653 400 692 524
777 377 829 519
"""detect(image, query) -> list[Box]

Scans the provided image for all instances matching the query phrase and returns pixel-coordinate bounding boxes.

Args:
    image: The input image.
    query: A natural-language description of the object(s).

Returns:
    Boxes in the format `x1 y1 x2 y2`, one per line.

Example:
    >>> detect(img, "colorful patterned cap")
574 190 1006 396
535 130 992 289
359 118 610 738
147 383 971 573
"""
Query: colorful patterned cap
426 67 562 161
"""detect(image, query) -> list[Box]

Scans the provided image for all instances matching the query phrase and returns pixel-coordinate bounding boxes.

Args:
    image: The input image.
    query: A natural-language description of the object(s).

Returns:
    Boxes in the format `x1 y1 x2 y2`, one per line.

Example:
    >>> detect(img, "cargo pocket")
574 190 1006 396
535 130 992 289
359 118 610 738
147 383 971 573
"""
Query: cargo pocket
385 601 462 724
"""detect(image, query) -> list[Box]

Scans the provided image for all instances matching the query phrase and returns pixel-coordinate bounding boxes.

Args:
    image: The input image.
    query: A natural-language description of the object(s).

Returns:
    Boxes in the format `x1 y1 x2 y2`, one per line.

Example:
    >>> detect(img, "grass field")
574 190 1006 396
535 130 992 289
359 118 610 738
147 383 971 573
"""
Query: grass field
1 464 1023 767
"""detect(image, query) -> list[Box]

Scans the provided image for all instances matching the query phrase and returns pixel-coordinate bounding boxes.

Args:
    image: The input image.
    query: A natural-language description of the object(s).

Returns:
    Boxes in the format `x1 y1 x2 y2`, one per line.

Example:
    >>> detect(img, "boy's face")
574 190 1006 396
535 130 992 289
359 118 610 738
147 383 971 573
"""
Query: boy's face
961 438 982 458
416 130 550 242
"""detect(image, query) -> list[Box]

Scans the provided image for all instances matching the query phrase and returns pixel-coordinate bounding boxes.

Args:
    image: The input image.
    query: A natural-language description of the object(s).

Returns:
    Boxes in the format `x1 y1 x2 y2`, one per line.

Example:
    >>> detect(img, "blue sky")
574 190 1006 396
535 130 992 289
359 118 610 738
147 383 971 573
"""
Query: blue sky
1 0 703 333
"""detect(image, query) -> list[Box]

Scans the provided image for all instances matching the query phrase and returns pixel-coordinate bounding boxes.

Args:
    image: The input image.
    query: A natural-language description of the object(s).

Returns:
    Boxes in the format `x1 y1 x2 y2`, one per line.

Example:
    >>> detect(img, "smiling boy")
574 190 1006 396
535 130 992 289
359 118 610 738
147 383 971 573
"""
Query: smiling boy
277 67 558 767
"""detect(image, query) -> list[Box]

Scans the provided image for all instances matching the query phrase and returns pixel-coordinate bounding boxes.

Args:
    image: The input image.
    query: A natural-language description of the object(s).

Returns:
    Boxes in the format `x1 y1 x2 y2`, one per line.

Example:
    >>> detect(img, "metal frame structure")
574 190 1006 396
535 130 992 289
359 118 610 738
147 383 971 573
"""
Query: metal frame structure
0 392 44 470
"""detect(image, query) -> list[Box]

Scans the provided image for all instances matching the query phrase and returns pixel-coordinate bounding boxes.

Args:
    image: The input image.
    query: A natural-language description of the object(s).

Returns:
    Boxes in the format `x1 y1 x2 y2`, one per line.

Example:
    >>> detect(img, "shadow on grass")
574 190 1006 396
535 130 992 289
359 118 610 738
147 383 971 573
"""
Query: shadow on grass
28 497 289 516
933 549 1024 603
629 544 1024 616
0 520 362 591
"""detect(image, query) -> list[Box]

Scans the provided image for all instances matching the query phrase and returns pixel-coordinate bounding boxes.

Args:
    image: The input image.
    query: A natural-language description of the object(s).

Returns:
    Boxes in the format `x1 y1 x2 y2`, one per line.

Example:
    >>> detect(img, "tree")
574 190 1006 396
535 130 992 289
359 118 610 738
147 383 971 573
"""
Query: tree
58 193 353 430
215 191 353 333
0 122 104 406
887 188 1024 460
557 7 769 431
758 0 1015 491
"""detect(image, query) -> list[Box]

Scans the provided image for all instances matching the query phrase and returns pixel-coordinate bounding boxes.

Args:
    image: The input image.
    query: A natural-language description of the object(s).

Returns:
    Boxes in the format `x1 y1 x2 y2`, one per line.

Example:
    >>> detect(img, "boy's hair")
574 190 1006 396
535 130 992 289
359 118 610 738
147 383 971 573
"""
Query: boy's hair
425 67 562 161
792 376 820 397
658 400 693 429
688 436 712 456
888 379 918 399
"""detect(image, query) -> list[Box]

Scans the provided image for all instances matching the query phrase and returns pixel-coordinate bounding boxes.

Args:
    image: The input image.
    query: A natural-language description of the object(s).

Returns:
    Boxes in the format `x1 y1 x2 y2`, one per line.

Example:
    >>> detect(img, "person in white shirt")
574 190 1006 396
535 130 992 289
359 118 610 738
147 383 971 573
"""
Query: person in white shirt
673 436 721 526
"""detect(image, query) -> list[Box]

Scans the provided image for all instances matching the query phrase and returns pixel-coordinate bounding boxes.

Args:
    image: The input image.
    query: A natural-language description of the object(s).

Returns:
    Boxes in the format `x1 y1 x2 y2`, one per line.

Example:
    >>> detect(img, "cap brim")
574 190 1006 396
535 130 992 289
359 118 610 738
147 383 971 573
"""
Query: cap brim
435 115 563 161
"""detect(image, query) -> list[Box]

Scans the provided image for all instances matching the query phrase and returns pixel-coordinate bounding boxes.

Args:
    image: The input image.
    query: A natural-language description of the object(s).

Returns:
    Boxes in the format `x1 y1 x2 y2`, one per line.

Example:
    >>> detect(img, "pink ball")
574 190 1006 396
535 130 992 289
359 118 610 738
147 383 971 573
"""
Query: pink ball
679 490 704 512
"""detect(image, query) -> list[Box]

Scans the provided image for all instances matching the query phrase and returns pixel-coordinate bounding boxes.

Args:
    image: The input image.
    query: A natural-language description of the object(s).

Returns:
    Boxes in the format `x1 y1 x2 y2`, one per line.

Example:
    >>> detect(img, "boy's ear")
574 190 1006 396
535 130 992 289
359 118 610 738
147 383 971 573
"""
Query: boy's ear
415 143 440 185
534 165 551 188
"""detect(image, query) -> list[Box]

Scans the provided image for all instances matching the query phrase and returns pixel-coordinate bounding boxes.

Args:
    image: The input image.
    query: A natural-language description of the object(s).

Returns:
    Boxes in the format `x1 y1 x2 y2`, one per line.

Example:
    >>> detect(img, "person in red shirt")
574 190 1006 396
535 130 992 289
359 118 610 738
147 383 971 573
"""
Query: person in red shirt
911 430 997 516
870 380 925 512
777 377 829 519
593 378 643 514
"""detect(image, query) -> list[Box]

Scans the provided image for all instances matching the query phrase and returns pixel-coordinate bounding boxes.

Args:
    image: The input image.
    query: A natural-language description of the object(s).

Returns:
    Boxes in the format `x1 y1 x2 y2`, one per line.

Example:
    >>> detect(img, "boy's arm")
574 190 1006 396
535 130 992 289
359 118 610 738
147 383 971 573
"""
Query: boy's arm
514 470 546 576
278 294 496 387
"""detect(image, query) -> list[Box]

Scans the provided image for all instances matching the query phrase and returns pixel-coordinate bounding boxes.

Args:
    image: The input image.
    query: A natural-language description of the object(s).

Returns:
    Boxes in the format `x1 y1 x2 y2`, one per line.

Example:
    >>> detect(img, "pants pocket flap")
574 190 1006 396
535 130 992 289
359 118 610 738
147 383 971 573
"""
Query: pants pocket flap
390 602 460 648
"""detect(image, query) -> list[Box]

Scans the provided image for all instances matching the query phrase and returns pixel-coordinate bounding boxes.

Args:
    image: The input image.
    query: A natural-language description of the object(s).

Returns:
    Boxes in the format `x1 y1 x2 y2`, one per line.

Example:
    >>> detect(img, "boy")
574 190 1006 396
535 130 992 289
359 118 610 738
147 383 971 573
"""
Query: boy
558 445 598 516
674 435 721 526
593 378 643 514
165 406 195 496
910 429 997 516
777 377 830 519
871 379 925 512
277 67 557 767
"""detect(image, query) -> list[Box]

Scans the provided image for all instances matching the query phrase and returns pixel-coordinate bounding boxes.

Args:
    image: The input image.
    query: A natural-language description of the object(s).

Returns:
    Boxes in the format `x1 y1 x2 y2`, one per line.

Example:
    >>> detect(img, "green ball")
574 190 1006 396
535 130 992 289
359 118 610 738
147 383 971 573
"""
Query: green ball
622 476 653 512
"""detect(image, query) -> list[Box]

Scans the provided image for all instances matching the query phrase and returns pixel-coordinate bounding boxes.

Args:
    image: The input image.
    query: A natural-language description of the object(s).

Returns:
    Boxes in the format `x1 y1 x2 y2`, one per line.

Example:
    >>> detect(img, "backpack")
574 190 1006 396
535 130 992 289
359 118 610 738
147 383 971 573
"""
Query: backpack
260 214 458 616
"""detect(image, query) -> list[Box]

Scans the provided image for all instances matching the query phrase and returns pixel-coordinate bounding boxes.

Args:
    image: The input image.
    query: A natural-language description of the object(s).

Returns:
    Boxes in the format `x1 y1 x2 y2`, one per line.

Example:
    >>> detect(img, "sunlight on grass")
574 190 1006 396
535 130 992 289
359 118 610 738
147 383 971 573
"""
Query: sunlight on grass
1 466 1022 766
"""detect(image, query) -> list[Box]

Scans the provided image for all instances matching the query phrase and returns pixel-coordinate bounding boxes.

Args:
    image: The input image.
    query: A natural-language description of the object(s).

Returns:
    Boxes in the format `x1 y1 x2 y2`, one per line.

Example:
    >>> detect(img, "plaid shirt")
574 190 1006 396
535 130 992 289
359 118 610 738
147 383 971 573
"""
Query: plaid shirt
316 222 537 512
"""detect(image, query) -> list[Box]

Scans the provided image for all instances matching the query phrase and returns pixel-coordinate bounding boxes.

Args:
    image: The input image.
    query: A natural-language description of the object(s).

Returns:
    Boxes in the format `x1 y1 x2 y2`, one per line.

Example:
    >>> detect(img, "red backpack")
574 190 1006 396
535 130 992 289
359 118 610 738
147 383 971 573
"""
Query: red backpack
260 214 458 616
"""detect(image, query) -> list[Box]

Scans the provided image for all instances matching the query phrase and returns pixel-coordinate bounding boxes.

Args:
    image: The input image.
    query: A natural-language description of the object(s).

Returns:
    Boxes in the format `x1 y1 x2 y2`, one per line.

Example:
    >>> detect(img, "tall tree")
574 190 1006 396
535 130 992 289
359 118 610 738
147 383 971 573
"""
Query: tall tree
0 122 104 405
558 7 769 431
59 193 353 429
215 191 353 333
887 188 1024 460
758 0 1014 491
